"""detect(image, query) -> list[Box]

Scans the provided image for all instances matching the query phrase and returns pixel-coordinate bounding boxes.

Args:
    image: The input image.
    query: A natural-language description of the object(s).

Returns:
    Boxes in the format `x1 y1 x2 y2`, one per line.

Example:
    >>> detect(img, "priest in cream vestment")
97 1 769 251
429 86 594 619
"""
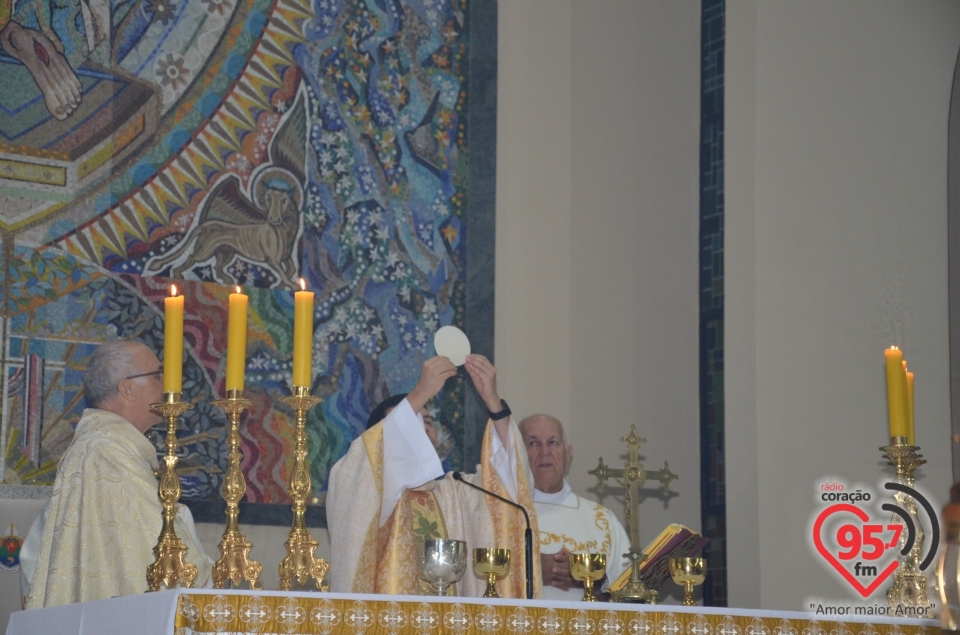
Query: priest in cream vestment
521 414 630 601
25 341 213 608
327 355 541 598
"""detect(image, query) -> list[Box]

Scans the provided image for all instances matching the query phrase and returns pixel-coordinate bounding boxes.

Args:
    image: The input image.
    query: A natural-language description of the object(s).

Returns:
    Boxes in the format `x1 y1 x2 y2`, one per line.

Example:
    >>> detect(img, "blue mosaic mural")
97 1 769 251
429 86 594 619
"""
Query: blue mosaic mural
0 0 498 528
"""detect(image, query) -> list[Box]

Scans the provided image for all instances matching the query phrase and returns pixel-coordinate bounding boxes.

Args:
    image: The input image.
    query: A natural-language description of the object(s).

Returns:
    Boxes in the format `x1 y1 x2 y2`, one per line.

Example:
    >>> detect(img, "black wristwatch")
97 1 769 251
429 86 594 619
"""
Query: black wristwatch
487 399 512 421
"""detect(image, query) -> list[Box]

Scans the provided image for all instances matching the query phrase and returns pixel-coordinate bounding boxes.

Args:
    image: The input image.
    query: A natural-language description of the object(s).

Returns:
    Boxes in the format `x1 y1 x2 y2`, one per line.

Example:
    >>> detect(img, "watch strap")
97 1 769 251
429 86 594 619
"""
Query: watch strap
487 399 512 421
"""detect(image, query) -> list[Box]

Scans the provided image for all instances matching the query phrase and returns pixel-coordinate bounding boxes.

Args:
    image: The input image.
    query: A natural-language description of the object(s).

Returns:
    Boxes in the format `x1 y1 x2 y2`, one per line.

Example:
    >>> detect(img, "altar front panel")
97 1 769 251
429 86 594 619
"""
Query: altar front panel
6 590 937 635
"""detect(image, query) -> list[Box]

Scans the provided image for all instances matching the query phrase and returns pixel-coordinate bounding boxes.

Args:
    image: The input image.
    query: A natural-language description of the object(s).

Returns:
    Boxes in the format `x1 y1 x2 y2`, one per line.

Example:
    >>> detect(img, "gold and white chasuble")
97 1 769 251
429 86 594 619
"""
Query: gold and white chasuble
535 483 631 601
327 399 542 598
25 409 213 608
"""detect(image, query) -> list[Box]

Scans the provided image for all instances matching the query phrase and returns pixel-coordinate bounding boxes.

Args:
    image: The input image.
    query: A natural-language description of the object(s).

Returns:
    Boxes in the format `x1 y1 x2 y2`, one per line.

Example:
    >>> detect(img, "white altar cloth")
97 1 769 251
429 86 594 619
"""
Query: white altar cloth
6 588 938 635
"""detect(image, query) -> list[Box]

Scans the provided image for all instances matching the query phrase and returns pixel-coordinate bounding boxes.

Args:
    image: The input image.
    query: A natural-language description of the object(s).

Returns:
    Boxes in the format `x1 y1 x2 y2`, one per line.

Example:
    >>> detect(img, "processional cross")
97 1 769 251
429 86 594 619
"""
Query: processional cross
589 424 678 603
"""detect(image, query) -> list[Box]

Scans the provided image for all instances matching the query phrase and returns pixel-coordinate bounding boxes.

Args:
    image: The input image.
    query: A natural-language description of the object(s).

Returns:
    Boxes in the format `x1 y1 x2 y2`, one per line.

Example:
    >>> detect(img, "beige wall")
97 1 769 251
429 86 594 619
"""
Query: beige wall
726 0 960 610
496 0 703 563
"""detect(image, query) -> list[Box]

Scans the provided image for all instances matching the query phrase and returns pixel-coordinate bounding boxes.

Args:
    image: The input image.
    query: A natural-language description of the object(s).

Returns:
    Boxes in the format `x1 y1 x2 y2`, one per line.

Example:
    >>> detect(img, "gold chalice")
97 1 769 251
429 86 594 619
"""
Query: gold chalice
474 548 511 598
669 557 706 606
570 553 606 602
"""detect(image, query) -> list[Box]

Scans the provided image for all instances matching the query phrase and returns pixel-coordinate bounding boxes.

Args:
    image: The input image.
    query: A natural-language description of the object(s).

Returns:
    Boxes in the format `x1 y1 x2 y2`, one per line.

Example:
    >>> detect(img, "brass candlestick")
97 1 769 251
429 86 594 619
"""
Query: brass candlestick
211 390 262 589
146 392 198 591
881 436 928 608
277 385 329 590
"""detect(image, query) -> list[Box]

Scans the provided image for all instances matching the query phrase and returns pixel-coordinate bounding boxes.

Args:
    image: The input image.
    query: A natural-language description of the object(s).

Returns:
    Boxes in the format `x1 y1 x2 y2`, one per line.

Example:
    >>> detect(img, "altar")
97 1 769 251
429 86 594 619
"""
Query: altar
5 589 937 635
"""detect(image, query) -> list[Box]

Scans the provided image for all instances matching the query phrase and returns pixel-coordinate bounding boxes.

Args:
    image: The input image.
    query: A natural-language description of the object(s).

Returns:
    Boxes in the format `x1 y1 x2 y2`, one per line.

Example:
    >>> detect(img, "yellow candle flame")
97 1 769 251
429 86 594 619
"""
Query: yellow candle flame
235 286 242 294
299 278 306 291
171 284 178 297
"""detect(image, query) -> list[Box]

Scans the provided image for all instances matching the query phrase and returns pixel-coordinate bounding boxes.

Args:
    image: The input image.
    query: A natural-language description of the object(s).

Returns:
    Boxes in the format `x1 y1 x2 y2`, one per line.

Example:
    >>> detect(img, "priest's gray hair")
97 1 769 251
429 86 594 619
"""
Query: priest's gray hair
83 341 140 408
518 414 569 446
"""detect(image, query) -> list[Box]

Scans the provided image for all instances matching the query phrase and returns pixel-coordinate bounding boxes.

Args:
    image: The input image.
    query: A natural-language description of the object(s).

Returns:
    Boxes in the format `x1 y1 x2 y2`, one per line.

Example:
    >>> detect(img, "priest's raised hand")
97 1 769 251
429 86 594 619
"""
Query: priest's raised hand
327 353 542 598
406 355 458 413
463 354 513 447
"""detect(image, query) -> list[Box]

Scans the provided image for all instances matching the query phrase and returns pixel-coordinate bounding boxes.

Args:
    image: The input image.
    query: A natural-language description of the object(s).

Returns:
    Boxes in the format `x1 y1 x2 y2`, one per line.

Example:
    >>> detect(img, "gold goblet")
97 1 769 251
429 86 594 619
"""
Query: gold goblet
474 548 511 598
570 553 606 602
669 557 706 606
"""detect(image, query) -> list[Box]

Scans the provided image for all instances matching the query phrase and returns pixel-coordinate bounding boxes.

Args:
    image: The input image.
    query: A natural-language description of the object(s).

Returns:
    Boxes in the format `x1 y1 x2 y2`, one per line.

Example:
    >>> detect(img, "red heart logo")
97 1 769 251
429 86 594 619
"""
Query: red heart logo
813 503 898 597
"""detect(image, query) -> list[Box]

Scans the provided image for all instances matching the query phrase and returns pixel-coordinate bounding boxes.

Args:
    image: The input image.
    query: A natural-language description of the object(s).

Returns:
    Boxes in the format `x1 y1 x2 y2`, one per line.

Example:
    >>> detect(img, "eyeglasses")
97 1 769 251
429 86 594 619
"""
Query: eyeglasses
124 369 163 381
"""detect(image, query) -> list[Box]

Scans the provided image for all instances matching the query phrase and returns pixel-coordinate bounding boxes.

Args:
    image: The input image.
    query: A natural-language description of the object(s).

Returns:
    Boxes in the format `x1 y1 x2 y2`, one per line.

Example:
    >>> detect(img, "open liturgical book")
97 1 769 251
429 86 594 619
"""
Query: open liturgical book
608 524 709 593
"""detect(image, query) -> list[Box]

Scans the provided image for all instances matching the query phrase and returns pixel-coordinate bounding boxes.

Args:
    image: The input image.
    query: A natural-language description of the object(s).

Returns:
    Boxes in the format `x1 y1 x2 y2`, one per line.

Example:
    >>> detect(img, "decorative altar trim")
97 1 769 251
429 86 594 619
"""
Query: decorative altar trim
171 591 934 635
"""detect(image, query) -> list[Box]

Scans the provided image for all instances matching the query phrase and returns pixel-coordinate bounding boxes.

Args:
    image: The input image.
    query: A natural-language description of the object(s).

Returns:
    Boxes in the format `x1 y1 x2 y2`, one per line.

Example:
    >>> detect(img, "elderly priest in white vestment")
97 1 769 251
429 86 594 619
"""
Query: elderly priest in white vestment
327 354 541 597
520 414 630 601
22 341 213 608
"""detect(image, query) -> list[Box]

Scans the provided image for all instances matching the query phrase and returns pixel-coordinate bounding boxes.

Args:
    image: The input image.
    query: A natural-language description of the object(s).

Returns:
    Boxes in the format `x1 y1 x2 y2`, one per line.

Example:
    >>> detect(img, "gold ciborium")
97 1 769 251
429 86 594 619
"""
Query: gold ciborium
669 557 706 606
474 548 510 598
570 553 606 602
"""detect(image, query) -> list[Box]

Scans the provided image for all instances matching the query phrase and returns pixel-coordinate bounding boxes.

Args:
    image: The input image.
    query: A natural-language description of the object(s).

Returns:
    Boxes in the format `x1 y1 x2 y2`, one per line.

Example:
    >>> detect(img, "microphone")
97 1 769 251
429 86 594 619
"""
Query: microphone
452 471 534 600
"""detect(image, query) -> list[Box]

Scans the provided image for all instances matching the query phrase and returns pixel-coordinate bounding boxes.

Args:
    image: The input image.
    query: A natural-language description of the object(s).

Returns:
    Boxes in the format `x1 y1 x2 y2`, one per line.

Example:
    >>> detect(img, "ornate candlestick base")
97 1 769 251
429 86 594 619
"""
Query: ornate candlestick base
887 573 929 607
211 390 262 589
277 386 329 591
881 436 928 608
146 392 198 591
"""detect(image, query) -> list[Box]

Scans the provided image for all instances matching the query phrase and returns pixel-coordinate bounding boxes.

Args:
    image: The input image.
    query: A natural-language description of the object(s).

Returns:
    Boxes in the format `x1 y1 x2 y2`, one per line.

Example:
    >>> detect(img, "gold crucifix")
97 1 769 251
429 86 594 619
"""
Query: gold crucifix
589 424 678 603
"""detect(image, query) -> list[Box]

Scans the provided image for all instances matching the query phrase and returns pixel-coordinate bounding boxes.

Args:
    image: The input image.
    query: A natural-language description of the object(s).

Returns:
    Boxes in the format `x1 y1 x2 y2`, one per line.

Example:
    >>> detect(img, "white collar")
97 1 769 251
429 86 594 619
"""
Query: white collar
534 480 572 504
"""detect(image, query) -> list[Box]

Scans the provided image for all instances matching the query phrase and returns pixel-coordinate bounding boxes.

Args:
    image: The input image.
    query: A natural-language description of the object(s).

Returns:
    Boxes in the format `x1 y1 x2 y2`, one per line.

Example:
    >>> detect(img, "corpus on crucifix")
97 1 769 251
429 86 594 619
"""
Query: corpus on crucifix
589 425 678 603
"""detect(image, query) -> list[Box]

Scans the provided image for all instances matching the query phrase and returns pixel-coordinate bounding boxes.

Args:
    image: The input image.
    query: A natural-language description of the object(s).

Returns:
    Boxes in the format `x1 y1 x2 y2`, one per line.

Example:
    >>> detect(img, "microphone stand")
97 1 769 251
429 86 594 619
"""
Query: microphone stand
453 472 534 599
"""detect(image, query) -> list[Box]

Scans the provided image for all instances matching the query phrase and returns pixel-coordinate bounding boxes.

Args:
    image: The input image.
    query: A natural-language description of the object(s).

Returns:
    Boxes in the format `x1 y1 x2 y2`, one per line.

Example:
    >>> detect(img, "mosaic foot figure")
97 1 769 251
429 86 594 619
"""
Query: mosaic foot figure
0 21 82 120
